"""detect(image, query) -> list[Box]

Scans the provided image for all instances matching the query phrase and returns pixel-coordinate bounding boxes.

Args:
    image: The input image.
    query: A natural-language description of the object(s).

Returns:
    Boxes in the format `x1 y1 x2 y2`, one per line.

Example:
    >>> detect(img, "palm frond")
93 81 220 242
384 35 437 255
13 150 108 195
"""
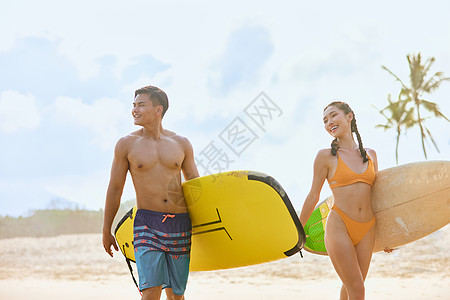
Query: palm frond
423 75 450 93
381 65 409 90
402 108 417 129
408 54 426 91
422 56 435 76
375 124 392 130
419 99 450 121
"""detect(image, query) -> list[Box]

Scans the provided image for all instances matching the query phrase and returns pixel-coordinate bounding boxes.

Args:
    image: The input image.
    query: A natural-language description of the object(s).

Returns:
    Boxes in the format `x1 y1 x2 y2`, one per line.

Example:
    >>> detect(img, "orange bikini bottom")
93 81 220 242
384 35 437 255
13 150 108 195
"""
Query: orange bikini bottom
331 205 376 246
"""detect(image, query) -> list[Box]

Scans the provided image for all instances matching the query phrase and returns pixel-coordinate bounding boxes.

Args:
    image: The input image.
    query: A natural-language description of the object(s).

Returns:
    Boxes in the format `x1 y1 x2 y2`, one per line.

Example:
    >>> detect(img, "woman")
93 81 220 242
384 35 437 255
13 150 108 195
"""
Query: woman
299 101 378 300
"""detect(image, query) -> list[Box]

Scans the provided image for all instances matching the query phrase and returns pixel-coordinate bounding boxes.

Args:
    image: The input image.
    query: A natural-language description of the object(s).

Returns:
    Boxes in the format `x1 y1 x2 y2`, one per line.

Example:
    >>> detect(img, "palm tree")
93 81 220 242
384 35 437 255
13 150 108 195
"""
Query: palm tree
374 95 417 164
381 53 450 159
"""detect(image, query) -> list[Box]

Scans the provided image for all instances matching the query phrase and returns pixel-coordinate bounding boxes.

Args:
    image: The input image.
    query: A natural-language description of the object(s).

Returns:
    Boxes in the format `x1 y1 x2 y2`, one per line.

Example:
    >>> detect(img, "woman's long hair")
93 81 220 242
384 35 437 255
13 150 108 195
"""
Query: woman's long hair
324 101 368 163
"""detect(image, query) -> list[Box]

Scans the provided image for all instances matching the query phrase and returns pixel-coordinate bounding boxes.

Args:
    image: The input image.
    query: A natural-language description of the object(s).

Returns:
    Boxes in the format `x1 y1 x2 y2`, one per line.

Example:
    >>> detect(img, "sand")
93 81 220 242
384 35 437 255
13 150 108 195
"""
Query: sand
0 225 448 299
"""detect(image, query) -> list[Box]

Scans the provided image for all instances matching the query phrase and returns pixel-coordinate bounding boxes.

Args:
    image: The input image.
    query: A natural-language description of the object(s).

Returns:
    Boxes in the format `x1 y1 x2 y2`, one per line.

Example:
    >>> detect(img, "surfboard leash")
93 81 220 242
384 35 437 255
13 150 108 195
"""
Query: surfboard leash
122 245 142 296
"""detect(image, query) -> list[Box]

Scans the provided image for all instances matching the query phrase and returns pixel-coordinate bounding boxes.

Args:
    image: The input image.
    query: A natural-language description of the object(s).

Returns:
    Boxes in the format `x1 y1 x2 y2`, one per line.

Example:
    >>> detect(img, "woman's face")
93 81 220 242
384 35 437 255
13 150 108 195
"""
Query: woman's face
323 105 353 138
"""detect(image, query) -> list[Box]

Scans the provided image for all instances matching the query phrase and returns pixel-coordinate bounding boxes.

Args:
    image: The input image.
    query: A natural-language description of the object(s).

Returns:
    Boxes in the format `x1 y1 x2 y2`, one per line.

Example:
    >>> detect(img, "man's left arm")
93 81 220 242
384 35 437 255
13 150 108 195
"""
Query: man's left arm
181 137 199 180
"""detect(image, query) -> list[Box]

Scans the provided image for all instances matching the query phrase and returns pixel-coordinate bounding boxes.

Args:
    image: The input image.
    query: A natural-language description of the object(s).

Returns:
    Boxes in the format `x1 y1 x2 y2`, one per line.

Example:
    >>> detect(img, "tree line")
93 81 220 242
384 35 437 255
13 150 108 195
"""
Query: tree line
0 200 135 239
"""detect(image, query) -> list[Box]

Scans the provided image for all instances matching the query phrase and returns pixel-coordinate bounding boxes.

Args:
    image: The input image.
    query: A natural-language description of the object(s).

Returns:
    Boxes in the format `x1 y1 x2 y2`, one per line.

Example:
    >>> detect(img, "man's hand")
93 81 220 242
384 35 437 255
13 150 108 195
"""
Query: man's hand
102 232 119 257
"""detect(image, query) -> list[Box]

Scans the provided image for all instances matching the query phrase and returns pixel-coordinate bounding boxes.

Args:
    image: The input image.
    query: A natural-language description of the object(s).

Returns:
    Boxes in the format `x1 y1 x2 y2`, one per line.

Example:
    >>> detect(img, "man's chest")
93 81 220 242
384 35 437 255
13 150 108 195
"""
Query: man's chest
128 140 185 171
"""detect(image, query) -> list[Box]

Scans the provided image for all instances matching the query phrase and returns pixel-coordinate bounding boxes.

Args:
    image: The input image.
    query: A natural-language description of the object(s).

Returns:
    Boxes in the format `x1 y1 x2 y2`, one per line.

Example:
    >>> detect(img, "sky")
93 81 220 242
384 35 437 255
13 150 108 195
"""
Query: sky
1 0 449 217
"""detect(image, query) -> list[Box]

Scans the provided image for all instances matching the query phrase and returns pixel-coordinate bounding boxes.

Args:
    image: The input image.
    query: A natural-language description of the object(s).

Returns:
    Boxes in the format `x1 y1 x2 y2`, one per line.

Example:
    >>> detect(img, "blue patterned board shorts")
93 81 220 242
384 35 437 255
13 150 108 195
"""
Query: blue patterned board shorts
133 209 192 295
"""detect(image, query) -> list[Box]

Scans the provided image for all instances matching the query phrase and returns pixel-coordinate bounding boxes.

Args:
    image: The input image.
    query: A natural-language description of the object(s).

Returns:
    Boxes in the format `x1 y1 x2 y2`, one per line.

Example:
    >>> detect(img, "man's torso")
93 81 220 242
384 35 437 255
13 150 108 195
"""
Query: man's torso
126 130 188 213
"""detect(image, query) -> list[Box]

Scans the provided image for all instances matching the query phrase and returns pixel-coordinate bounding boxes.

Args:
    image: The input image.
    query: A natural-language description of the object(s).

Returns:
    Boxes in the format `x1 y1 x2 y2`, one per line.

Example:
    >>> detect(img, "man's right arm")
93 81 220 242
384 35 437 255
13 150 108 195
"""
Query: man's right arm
102 137 129 257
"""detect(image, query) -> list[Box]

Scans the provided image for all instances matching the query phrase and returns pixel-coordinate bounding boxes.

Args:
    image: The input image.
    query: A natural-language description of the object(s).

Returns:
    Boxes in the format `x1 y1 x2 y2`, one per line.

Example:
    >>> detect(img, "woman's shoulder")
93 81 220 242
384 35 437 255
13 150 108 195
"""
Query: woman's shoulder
365 148 378 170
315 148 336 163
365 148 377 158
311 149 335 172
317 148 334 157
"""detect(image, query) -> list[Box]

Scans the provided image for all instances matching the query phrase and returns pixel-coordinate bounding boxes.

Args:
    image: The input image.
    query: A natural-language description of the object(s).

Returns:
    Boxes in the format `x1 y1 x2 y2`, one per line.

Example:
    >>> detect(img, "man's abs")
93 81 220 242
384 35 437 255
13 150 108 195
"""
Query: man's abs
131 169 188 214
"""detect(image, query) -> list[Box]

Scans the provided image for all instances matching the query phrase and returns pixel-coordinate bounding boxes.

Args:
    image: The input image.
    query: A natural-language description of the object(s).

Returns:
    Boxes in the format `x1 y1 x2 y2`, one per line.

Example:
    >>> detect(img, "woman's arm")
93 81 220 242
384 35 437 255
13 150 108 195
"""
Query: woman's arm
299 149 330 226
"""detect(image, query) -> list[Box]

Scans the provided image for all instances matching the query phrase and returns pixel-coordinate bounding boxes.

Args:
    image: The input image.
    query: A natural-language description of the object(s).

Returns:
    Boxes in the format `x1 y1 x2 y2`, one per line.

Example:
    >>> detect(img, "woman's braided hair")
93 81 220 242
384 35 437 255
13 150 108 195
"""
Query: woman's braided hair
324 101 368 163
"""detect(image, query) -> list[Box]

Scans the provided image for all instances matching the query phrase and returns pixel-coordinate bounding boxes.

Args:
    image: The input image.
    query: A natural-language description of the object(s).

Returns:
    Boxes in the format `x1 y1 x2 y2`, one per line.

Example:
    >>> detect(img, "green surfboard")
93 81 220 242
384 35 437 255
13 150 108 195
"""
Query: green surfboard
303 196 332 255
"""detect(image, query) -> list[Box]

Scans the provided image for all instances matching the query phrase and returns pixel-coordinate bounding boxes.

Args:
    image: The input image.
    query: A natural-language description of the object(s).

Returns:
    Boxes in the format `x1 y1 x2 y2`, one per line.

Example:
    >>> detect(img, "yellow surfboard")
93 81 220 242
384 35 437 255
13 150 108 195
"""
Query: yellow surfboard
304 160 450 255
115 170 305 271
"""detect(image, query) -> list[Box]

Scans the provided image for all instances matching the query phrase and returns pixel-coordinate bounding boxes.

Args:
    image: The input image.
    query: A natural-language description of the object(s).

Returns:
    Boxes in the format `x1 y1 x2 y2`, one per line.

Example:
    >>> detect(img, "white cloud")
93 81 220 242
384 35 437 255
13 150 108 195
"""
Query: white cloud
0 90 41 133
52 96 132 150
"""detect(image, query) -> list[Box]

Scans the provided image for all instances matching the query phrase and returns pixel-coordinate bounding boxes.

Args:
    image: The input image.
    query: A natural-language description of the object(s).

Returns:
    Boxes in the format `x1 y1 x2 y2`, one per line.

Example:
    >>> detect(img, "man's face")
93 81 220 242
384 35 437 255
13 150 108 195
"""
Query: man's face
132 93 162 126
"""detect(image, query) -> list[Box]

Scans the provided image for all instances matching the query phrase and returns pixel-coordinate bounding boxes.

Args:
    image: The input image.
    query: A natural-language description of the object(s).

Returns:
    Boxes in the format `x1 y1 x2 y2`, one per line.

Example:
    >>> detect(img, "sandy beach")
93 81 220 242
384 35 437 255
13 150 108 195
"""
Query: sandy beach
0 225 448 300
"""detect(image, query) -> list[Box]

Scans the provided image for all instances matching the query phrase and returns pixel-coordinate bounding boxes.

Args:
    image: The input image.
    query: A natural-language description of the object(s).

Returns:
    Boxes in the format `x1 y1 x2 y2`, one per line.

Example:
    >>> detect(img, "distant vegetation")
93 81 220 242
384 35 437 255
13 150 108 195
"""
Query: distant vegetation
0 200 135 239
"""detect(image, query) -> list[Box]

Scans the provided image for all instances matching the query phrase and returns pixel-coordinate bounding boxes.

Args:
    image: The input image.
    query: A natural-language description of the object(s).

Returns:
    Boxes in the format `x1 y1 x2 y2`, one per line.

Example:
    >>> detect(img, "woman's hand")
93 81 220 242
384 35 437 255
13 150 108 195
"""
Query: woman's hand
383 247 394 253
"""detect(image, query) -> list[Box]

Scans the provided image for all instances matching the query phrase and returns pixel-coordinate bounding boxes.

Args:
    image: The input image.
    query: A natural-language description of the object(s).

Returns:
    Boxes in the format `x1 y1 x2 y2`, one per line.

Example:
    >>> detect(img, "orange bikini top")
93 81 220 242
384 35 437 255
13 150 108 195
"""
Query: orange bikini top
327 153 376 189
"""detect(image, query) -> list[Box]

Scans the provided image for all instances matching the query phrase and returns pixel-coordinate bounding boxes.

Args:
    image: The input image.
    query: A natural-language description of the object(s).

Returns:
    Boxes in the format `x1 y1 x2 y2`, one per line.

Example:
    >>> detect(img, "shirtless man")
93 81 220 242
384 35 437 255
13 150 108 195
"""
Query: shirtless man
102 85 199 300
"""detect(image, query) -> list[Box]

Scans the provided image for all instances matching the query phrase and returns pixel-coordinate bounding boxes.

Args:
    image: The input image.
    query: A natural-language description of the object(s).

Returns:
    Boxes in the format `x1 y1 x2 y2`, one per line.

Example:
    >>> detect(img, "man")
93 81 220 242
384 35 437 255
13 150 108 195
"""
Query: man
102 85 199 300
